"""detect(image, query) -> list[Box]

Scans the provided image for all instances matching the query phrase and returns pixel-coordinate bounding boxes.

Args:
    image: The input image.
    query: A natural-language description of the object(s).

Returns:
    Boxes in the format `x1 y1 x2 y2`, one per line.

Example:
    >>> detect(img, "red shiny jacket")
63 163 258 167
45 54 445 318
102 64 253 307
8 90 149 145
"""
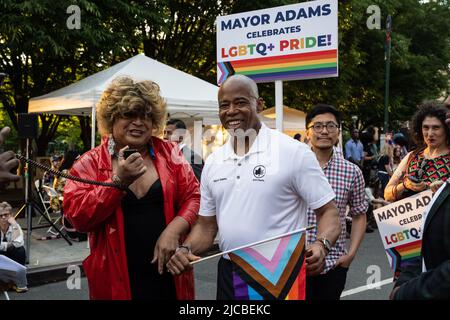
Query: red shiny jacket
63 137 200 300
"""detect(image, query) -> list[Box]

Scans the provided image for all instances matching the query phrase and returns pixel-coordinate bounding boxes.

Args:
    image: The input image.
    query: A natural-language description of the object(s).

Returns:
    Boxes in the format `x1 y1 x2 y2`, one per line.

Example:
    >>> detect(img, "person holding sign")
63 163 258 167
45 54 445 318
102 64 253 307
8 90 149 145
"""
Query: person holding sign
389 112 450 300
385 102 450 201
305 105 368 300
166 75 340 299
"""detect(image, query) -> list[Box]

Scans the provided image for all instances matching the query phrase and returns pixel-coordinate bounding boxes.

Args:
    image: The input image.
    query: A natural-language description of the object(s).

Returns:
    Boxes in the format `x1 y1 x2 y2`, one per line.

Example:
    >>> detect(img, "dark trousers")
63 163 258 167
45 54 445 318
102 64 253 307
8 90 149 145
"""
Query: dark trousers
217 257 235 300
306 266 348 300
0 246 27 266
378 172 390 196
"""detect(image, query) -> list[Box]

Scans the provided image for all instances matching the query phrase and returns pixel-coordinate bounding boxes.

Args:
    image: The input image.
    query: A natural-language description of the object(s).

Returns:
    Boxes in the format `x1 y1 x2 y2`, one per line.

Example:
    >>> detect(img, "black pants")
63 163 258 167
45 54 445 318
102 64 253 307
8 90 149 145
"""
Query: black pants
0 246 27 266
217 257 235 300
306 266 348 300
378 171 390 195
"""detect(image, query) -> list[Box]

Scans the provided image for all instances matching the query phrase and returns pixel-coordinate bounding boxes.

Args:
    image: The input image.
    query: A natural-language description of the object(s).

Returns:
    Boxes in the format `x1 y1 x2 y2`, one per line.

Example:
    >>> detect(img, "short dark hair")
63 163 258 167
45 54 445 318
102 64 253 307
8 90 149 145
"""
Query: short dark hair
293 133 301 140
166 118 186 130
360 131 373 145
305 104 341 128
60 150 80 171
411 101 450 147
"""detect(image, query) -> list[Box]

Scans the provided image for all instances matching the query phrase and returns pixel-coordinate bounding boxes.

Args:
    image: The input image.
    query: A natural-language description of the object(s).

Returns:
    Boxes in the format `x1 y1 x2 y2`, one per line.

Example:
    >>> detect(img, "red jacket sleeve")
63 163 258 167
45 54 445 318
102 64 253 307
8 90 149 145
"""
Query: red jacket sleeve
63 152 125 233
173 147 200 227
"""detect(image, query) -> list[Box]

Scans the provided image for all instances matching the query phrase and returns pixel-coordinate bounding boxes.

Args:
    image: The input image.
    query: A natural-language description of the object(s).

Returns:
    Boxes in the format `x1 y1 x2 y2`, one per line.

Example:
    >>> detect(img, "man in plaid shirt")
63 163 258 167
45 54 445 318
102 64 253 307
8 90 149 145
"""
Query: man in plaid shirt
305 104 368 300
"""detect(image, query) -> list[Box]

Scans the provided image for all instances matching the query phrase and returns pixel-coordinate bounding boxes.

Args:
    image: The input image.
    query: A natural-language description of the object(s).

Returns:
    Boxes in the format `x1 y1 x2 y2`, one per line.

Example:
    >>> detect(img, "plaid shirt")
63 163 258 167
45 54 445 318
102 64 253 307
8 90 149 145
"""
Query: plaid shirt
307 147 368 273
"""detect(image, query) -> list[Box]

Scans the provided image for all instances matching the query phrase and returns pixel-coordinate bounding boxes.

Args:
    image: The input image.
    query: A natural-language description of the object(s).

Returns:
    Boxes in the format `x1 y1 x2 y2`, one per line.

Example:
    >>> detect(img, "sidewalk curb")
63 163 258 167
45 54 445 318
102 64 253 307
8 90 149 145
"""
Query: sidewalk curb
27 261 85 287
26 244 220 287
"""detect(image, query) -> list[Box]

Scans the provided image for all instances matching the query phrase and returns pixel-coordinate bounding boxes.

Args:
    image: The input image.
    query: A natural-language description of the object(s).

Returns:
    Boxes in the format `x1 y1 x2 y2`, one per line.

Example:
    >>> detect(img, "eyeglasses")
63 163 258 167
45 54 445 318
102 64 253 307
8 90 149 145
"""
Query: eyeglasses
121 111 152 120
308 122 339 133
0 213 11 219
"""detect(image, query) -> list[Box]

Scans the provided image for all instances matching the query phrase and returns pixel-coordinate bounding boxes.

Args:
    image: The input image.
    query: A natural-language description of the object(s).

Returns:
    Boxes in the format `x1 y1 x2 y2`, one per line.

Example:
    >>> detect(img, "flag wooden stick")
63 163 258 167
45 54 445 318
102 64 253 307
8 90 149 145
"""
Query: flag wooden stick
190 225 314 265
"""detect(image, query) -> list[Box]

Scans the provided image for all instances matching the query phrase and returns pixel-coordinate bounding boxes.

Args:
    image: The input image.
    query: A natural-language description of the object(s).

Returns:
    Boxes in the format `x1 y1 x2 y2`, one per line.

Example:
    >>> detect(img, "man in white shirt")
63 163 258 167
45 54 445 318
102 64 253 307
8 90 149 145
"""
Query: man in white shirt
167 75 340 299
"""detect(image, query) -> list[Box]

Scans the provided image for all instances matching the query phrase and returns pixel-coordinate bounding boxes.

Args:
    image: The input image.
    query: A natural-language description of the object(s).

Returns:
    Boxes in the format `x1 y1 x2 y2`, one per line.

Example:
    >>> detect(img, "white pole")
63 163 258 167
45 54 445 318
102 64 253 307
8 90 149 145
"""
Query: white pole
190 225 313 265
193 119 203 162
275 80 284 132
91 104 96 149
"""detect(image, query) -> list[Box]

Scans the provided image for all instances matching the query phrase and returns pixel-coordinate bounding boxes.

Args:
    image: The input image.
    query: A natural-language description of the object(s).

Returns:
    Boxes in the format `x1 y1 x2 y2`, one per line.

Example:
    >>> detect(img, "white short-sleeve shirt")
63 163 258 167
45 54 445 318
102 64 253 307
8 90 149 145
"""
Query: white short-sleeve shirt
200 124 335 252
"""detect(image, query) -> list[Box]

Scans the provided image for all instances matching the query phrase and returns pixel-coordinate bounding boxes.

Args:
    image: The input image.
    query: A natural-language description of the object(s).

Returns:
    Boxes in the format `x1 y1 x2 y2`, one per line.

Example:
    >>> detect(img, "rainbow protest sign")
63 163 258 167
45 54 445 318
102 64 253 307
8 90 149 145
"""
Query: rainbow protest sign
229 231 306 300
216 0 338 84
374 190 432 275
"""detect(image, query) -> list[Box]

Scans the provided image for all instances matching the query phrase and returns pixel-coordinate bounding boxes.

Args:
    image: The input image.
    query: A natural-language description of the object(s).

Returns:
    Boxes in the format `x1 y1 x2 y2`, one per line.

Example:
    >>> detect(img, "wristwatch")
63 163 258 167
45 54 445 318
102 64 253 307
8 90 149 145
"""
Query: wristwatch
316 237 332 253
176 244 191 254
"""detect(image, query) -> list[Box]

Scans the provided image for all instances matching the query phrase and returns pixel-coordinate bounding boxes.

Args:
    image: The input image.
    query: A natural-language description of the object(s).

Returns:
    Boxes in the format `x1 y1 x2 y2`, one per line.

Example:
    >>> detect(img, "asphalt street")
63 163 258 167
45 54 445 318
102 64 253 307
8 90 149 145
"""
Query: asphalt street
3 231 395 300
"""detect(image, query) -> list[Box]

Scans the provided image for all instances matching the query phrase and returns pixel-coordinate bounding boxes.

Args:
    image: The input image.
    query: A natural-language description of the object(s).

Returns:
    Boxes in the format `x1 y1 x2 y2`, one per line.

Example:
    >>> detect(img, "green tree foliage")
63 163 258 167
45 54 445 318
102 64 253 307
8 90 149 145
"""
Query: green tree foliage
0 0 139 154
0 107 18 152
277 0 450 131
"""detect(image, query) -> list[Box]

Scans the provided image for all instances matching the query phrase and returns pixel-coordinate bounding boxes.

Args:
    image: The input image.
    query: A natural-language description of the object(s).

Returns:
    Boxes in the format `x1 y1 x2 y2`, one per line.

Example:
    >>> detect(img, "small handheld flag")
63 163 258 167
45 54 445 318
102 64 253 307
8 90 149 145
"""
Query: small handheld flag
192 226 312 300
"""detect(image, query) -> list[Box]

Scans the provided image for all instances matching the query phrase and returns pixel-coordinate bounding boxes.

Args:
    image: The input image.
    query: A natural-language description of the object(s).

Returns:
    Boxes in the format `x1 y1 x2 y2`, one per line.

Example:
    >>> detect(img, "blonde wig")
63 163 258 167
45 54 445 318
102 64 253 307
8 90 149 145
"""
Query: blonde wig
96 76 167 137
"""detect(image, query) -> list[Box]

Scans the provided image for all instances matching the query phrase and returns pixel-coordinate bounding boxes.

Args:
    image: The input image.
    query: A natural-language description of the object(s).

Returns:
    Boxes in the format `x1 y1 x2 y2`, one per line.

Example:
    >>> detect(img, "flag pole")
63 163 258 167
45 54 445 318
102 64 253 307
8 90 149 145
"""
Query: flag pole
190 225 314 265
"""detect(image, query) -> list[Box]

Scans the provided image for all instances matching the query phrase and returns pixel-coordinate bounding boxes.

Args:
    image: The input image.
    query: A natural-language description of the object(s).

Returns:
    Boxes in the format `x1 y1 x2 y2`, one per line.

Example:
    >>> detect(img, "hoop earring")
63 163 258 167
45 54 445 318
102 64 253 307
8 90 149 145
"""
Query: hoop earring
108 134 116 156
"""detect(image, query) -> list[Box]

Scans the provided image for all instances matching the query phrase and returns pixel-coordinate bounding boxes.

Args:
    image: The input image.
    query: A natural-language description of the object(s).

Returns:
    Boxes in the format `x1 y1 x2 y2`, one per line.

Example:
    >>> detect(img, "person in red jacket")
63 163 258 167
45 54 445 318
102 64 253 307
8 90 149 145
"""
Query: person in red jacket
63 76 200 300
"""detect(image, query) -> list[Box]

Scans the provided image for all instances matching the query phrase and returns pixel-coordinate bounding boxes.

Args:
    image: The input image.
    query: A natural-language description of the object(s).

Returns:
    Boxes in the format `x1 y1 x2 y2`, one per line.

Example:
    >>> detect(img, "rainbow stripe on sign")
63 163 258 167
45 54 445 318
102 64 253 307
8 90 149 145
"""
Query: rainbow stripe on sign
386 239 422 270
218 49 337 84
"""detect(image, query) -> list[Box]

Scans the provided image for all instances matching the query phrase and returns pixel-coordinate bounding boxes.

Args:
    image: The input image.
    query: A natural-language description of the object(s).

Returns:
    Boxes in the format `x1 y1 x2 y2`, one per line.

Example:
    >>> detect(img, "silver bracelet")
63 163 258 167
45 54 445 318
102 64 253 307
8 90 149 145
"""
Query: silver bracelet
112 174 128 190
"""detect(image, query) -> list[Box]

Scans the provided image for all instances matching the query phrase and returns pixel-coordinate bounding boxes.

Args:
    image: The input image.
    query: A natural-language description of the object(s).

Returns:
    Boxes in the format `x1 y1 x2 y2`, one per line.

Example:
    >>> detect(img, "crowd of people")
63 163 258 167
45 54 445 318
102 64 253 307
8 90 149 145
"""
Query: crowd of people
0 74 449 300
341 103 450 238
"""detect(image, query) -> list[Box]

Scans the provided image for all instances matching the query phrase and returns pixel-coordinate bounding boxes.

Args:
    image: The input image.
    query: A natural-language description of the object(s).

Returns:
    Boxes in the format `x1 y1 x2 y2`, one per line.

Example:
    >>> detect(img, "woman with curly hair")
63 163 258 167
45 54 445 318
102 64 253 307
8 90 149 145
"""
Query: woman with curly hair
385 101 450 201
63 76 200 300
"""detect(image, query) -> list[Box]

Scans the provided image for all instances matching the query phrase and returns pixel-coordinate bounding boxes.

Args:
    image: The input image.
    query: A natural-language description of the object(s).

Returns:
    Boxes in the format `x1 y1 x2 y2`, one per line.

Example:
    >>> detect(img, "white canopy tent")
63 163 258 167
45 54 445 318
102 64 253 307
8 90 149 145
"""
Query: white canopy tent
29 53 219 148
260 106 306 138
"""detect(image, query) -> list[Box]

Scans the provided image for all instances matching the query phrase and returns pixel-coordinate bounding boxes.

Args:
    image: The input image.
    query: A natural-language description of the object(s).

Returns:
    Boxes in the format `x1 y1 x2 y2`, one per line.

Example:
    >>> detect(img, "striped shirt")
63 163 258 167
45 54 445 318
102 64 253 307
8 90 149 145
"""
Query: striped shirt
307 147 368 273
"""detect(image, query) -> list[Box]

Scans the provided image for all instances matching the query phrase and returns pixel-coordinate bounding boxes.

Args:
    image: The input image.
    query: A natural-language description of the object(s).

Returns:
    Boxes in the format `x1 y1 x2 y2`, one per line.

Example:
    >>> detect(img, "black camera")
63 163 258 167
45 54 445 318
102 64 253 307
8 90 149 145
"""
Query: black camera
123 149 138 160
